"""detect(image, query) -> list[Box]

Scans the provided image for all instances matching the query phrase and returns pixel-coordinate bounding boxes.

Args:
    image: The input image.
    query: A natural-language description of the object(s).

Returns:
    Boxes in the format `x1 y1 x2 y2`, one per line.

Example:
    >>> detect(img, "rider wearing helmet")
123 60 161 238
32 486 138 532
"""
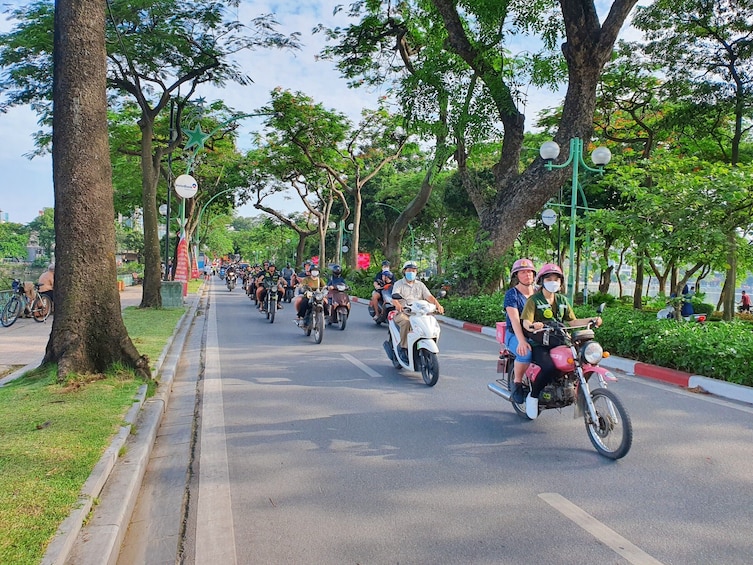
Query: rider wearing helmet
520 263 602 419
504 259 537 403
327 264 346 288
370 260 396 321
256 262 285 309
391 260 445 362
296 264 327 322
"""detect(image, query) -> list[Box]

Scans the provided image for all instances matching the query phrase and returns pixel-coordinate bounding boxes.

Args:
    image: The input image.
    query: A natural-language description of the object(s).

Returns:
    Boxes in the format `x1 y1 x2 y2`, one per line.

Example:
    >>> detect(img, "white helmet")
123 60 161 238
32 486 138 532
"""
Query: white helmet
402 260 418 271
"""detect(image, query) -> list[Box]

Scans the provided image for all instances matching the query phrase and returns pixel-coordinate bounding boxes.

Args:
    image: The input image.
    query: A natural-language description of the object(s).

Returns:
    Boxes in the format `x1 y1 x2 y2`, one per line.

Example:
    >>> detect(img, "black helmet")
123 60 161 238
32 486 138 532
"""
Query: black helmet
382 260 391 267
332 264 342 275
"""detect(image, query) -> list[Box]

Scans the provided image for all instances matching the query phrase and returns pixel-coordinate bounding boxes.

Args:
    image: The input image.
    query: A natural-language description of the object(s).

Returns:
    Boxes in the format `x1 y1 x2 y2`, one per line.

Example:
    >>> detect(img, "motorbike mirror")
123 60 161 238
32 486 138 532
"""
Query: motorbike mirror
438 289 447 298
596 302 606 314
391 292 403 300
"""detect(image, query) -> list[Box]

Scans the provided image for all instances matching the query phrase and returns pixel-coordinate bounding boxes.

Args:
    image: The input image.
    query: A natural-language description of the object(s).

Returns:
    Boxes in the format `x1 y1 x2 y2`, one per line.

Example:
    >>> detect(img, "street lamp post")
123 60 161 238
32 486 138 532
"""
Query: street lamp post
336 220 354 266
540 138 611 304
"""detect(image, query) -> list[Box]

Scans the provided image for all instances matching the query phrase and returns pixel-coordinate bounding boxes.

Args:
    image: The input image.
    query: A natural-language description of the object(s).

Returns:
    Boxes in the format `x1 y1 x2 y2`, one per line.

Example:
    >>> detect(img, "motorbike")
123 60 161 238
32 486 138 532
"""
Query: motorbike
283 276 295 302
382 296 441 386
326 284 351 330
298 289 326 344
487 320 633 459
259 280 279 323
368 285 393 325
656 305 706 323
226 271 237 291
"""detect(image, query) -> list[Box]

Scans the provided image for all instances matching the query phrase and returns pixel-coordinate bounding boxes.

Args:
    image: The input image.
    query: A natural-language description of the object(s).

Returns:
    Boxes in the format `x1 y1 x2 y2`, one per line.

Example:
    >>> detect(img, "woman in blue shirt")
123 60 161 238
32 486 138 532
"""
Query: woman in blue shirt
503 259 537 404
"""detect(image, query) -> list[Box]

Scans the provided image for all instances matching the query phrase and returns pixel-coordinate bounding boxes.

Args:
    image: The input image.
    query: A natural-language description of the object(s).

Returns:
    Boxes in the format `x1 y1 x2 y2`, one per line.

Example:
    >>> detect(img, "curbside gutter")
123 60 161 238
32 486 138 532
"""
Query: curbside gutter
40 288 203 565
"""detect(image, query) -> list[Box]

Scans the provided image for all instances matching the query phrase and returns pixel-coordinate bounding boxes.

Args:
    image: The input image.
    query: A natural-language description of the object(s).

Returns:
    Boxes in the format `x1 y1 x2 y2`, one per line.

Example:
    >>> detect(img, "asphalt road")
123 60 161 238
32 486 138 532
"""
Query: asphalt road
128 278 753 564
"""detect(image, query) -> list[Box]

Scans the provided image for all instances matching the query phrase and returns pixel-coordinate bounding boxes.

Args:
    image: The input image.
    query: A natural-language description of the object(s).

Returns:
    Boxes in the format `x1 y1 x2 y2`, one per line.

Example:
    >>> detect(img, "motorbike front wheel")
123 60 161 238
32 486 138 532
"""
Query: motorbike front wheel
269 298 276 323
585 387 633 459
418 349 439 387
1 296 22 327
313 310 324 344
337 307 348 331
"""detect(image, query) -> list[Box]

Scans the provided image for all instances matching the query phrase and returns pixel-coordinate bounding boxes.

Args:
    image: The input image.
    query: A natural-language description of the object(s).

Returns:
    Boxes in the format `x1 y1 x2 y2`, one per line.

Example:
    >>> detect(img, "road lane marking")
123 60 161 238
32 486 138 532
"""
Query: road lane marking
539 493 664 565
196 297 237 564
342 353 383 379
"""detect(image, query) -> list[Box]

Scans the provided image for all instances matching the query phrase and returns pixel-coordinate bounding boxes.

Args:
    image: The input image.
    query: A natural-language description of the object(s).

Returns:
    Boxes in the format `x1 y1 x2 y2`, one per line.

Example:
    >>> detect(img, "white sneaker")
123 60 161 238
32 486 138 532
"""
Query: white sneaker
525 394 539 419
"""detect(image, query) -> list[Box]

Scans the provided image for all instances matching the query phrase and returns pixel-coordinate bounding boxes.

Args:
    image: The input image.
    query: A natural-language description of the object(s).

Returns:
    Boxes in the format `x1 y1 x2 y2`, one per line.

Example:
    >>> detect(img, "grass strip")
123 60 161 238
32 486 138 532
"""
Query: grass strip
0 298 189 565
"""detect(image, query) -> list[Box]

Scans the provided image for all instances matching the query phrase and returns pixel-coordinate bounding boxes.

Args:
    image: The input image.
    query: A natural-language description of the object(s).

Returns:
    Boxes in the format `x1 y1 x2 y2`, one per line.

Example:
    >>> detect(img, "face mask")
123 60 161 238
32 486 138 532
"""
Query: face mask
311 271 319 278
543 280 560 293
404 271 417 282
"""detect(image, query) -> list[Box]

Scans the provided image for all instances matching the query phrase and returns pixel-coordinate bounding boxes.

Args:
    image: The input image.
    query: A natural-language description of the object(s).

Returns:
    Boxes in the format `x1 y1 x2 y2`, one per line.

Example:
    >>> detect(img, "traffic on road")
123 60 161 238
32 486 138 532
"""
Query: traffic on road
163 278 753 564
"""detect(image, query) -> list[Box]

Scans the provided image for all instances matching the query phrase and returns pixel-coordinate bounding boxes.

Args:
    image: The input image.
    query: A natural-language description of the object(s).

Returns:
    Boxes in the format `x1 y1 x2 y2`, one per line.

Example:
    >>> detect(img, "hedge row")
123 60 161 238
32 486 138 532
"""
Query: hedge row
441 293 753 386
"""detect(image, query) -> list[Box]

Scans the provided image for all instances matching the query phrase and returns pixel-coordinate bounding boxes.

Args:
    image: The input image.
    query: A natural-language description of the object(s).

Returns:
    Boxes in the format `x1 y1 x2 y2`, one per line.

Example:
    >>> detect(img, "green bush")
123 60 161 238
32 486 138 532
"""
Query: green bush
443 292 506 327
441 292 753 386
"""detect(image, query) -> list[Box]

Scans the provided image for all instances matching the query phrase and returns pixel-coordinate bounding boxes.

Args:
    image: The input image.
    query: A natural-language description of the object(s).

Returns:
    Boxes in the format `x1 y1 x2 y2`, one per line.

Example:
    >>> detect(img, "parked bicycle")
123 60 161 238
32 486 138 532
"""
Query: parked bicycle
1 279 52 327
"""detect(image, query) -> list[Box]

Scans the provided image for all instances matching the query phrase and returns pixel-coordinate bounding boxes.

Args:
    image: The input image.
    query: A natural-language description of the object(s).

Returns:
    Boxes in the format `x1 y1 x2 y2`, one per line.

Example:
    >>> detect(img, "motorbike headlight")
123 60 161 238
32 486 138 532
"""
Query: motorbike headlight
581 341 604 365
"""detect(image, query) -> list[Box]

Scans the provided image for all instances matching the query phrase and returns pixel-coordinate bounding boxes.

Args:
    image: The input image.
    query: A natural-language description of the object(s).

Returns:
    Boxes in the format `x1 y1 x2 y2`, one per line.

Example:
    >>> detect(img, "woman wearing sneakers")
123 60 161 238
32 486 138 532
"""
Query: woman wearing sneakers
503 259 537 404
520 263 601 419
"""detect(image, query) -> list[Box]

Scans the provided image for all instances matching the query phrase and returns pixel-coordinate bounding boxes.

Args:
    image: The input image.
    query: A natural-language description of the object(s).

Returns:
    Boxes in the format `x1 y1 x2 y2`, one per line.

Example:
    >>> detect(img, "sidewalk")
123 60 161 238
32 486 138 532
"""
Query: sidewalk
0 284 145 385
434 315 753 406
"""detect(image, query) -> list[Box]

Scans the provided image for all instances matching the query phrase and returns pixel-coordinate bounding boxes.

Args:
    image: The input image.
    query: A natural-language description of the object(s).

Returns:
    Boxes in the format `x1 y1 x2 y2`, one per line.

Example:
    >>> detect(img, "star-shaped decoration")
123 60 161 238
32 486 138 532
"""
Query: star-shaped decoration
183 123 211 152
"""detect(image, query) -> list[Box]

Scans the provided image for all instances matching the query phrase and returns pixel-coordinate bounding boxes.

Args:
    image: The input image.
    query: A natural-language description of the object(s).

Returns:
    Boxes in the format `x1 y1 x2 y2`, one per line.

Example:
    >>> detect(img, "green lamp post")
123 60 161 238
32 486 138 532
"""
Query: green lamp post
540 138 611 304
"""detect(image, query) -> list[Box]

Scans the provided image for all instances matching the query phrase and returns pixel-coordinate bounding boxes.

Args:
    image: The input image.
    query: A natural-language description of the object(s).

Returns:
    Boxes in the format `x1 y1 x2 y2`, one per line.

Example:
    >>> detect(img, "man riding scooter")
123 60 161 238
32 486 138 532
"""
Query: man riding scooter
391 261 444 363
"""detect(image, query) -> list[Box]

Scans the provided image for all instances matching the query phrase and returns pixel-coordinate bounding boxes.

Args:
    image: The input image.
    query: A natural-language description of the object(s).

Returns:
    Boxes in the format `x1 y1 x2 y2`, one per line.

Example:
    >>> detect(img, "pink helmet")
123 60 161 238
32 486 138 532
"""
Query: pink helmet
510 258 536 278
536 263 564 285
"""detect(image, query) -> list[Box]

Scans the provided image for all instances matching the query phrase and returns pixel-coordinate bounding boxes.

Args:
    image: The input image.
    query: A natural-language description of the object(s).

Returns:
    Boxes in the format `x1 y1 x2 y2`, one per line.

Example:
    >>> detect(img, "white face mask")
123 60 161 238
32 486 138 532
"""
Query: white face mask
543 280 561 293
310 271 319 278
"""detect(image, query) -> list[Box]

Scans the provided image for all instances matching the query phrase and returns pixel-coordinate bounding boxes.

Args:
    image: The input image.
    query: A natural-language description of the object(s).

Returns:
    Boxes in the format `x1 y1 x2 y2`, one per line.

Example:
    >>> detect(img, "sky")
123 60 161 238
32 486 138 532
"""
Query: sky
0 0 644 226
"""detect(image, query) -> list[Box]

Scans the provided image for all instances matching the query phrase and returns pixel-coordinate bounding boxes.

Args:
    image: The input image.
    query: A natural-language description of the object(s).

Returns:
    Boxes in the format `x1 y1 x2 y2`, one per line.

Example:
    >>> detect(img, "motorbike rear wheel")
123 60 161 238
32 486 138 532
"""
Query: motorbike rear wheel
585 387 633 459
313 310 324 344
337 307 347 331
32 295 51 322
418 349 439 387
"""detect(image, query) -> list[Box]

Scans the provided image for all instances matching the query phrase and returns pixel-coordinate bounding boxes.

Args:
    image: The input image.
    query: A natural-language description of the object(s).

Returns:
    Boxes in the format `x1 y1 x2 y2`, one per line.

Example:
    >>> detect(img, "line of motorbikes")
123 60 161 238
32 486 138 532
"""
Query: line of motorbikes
216 268 633 459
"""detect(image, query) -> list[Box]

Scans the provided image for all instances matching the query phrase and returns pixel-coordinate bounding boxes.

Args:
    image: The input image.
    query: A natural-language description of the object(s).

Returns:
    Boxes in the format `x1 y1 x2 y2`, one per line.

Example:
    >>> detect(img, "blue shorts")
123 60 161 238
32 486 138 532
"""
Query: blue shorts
504 330 532 363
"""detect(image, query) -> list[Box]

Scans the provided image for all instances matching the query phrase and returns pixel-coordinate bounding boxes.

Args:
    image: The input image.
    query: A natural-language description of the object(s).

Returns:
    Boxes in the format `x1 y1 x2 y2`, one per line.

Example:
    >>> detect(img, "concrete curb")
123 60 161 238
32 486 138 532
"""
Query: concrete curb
40 288 203 565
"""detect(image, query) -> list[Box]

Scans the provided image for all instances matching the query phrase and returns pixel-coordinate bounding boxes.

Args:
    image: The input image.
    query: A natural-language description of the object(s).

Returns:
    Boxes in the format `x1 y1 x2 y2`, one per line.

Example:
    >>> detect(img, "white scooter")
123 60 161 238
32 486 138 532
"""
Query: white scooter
382 296 441 386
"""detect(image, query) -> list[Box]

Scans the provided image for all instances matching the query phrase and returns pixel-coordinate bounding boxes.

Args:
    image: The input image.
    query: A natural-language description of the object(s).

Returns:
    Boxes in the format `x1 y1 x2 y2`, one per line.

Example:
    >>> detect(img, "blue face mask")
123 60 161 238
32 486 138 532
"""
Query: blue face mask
404 271 416 282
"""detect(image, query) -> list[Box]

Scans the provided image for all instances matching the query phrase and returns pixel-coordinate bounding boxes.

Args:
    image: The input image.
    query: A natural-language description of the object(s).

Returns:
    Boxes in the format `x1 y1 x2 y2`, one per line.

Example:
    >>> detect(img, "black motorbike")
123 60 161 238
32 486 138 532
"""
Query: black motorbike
260 280 279 323
283 277 294 303
299 289 326 344
226 271 237 291
368 286 393 325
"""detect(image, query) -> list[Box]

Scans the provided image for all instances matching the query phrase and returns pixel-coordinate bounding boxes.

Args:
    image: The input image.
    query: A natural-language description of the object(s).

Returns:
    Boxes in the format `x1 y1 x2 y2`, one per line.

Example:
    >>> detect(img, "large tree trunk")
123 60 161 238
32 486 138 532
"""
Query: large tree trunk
47 0 149 380
434 0 638 293
722 232 737 320
140 116 163 307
